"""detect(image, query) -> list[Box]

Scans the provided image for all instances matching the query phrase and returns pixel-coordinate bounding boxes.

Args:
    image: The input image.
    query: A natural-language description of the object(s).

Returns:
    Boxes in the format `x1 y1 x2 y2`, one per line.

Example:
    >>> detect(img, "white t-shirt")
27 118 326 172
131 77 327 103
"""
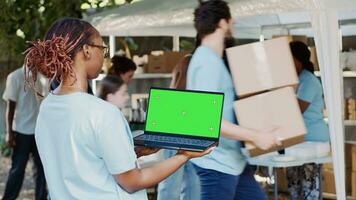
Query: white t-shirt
2 68 40 134
35 92 147 200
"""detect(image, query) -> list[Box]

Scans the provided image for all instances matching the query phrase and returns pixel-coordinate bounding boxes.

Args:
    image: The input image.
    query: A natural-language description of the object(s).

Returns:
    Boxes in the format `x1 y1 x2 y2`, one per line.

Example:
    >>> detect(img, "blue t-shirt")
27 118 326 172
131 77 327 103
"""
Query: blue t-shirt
297 70 330 142
187 46 246 176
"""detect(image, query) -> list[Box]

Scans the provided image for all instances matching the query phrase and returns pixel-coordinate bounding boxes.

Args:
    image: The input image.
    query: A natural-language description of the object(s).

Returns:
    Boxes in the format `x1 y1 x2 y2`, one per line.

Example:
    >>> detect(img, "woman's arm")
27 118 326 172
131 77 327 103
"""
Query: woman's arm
298 99 310 113
113 148 213 193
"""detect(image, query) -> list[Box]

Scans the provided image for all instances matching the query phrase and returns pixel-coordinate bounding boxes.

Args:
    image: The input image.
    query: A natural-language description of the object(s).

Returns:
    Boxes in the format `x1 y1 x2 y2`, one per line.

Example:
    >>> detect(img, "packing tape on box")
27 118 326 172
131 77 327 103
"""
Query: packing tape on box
252 44 274 89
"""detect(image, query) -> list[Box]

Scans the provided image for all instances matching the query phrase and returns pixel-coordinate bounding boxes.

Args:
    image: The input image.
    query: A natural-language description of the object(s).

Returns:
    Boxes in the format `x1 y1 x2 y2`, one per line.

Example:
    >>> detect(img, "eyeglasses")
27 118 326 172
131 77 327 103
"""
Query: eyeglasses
87 43 109 58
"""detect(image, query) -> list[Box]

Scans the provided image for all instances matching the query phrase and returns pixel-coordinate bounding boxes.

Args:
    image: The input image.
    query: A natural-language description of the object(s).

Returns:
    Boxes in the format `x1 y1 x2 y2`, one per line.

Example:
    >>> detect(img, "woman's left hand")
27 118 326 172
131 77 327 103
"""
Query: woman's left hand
135 147 160 157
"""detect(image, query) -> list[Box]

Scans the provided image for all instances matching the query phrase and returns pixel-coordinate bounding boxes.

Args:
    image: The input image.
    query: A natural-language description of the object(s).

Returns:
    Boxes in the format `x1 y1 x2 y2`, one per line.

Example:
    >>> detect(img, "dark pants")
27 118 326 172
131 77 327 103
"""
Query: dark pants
194 164 267 200
286 163 322 200
2 132 47 200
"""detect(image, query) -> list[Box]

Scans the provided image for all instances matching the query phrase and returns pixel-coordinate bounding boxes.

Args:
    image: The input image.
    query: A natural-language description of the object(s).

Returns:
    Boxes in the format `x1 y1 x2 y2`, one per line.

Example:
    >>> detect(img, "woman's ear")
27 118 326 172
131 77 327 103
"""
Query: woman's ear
82 44 91 59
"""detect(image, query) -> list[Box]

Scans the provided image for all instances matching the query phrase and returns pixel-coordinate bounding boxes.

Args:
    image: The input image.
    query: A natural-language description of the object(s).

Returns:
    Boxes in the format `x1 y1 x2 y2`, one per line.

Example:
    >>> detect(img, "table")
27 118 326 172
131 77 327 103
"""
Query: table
248 152 332 200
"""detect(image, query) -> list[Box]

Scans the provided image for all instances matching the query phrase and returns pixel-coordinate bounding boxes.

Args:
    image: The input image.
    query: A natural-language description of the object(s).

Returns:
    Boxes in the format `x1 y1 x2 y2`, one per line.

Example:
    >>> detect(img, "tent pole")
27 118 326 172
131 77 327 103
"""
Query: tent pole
310 7 346 200
109 35 116 58
173 35 180 52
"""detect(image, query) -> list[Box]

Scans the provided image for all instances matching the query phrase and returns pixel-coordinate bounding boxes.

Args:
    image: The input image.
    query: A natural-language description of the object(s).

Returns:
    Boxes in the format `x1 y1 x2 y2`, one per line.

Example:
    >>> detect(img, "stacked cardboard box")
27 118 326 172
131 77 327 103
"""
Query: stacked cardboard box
145 51 188 73
322 144 353 195
346 99 356 120
352 145 356 197
226 37 306 157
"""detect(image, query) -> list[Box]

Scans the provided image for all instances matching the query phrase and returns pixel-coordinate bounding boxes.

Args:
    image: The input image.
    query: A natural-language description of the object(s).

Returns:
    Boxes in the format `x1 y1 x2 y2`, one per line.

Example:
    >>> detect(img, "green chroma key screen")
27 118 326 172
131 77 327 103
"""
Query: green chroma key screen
145 88 224 138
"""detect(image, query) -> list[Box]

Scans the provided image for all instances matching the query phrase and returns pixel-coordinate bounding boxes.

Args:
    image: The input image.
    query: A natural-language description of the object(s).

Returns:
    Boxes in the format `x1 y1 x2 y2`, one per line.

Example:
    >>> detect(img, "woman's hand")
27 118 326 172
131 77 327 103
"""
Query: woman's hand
177 146 215 159
135 147 160 157
250 127 282 150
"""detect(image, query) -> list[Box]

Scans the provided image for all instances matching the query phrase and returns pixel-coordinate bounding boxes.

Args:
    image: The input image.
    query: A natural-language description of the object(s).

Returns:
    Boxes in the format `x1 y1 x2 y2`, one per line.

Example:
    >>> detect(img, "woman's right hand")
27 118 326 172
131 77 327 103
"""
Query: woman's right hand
250 127 282 150
177 146 215 159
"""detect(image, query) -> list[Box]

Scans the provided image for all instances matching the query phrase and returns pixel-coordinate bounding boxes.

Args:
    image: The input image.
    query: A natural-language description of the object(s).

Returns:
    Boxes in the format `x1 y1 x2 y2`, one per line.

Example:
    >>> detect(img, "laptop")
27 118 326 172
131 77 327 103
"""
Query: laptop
133 87 224 152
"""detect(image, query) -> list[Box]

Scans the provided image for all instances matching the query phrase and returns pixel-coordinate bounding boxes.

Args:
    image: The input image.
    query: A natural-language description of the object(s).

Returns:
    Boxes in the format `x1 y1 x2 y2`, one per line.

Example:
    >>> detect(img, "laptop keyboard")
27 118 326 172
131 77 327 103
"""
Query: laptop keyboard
136 134 214 147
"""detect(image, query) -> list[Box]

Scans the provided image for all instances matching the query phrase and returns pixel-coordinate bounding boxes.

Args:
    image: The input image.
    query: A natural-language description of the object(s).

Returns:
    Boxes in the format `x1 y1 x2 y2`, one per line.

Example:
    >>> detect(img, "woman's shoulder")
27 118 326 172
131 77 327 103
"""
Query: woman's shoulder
301 70 321 85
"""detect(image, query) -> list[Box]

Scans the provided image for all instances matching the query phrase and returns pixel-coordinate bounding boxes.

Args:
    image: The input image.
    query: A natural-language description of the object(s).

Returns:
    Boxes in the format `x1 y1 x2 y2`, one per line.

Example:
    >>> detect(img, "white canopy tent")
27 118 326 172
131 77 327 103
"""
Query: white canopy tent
87 1 356 199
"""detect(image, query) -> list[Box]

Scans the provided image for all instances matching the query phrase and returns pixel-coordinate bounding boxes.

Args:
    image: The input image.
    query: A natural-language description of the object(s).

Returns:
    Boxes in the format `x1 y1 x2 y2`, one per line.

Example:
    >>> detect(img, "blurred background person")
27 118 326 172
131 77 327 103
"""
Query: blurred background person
2 66 47 200
286 41 330 200
108 55 137 84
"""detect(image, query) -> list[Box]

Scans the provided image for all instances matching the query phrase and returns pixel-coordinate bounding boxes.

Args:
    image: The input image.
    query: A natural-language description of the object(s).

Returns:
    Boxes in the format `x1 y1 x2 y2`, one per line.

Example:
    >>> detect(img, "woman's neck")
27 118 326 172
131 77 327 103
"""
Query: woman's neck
53 68 88 95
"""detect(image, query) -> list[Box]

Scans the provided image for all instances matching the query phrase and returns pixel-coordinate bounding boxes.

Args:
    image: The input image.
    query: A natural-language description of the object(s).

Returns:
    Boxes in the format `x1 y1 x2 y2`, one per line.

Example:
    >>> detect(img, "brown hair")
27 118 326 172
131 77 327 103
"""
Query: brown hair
108 55 137 76
194 0 231 39
289 41 315 73
23 17 98 87
97 75 125 101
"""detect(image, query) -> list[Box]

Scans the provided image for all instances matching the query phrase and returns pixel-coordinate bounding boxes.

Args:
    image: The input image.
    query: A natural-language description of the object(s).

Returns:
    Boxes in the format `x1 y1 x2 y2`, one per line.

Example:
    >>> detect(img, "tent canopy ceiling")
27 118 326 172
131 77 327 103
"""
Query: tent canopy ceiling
87 0 356 38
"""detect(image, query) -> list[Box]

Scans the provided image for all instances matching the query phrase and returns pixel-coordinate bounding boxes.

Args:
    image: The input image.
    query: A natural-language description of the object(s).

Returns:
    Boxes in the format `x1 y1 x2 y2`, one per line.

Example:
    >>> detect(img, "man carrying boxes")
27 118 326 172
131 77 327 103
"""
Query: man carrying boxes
226 37 330 200
186 1 281 200
226 37 306 157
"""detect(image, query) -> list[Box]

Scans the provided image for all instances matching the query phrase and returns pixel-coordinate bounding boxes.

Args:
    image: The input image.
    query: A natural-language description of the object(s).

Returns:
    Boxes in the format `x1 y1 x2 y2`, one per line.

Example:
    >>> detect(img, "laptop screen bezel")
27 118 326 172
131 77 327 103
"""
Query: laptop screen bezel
144 87 224 142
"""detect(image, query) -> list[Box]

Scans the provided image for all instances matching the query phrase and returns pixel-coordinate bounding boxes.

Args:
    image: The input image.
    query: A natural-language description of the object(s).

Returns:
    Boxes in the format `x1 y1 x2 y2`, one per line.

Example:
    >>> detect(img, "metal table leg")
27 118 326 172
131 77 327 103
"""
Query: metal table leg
274 167 278 200
319 164 323 200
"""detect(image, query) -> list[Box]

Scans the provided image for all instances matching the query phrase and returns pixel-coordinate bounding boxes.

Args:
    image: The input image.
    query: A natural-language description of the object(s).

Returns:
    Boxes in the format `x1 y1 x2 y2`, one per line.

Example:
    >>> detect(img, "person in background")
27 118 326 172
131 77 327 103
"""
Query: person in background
24 17 213 200
108 55 137 84
2 66 47 200
97 75 130 110
157 37 199 200
286 41 330 200
187 1 281 199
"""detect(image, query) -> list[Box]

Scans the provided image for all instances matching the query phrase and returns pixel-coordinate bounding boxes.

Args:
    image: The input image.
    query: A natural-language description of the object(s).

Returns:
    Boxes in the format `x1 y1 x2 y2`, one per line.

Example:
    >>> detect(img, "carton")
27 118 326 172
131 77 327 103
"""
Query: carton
146 51 188 73
322 168 351 194
234 87 306 156
226 37 299 97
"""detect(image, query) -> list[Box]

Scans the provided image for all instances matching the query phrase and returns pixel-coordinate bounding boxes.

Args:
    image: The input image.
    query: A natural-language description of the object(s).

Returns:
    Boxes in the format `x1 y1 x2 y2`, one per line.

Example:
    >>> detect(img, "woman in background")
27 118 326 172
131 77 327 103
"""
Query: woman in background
97 75 129 110
286 41 330 200
109 55 137 84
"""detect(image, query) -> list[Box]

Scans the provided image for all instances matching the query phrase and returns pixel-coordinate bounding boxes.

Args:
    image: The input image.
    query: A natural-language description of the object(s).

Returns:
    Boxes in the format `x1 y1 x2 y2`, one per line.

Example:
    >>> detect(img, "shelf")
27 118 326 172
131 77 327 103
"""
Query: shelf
324 119 356 126
133 73 172 79
345 140 356 145
345 120 356 126
323 192 356 200
315 71 356 78
93 73 172 81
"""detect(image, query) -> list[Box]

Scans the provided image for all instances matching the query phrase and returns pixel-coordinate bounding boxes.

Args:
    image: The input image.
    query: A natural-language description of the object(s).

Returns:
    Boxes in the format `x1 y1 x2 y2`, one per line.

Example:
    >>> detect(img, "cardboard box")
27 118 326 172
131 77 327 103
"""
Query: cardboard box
353 145 356 172
324 144 354 170
146 55 166 73
352 172 356 197
146 52 188 73
234 87 306 156
322 168 352 194
226 37 299 97
273 35 308 45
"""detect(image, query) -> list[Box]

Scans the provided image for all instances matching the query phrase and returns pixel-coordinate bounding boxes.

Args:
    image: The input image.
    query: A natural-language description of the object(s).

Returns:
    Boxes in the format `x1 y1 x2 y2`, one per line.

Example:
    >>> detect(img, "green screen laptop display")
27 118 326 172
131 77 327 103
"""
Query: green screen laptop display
145 88 224 138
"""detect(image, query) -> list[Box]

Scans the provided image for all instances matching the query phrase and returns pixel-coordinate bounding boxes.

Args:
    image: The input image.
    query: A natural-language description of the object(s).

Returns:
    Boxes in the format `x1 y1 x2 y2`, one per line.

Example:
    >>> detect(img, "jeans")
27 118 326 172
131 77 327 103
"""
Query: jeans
157 150 200 200
193 164 267 200
2 132 47 200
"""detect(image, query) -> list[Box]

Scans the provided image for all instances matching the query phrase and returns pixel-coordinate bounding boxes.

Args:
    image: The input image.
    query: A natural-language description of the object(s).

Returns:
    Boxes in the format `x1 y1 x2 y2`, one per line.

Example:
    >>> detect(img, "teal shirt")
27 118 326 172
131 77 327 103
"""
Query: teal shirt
187 46 246 176
297 70 330 142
